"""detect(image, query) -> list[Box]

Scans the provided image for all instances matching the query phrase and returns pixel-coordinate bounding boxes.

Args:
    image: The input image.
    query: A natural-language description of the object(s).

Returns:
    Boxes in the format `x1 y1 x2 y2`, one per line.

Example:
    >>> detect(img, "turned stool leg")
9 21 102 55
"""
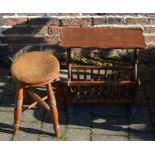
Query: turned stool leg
47 82 60 137
13 83 24 134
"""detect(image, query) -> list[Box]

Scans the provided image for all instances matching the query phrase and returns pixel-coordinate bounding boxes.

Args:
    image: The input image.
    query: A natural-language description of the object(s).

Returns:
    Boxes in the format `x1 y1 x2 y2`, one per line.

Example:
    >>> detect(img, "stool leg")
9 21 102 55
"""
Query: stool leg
47 82 60 137
13 84 24 135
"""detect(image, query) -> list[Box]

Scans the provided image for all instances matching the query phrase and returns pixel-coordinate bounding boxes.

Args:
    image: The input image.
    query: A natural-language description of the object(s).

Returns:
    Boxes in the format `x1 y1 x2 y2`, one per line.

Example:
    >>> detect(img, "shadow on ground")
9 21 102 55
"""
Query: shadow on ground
0 68 154 140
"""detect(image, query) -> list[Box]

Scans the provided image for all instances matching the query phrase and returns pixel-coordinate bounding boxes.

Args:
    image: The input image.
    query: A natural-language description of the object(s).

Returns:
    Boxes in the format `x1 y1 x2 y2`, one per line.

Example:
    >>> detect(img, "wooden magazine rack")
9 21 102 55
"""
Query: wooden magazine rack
59 27 146 104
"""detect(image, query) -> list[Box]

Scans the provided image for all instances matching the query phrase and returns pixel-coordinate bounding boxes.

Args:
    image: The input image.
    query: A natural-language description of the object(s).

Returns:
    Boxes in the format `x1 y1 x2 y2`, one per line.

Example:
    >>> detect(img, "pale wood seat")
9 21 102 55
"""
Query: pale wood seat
11 51 61 137
11 52 59 85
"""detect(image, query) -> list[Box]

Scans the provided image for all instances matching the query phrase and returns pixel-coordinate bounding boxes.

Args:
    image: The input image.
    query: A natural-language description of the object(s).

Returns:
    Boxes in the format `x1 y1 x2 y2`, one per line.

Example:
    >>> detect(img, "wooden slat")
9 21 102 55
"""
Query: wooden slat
68 80 137 86
27 89 50 112
71 99 132 104
70 65 133 70
60 27 146 49
26 96 48 110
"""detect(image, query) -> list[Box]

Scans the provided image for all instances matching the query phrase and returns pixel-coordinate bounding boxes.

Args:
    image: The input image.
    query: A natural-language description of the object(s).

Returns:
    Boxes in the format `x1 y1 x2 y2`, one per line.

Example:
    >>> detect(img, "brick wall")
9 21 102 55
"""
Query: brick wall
0 13 155 67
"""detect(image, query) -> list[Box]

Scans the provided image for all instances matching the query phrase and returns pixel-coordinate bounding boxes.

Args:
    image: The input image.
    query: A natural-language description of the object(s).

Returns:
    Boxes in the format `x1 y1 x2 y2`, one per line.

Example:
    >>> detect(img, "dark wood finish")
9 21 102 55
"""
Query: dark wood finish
11 51 62 137
67 64 138 104
132 49 139 80
60 27 146 49
69 80 137 86
59 27 146 105
70 65 134 70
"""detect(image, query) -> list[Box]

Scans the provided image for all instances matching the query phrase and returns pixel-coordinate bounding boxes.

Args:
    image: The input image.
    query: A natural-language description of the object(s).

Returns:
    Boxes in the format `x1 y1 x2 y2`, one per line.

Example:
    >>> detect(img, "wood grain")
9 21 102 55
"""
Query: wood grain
60 27 146 49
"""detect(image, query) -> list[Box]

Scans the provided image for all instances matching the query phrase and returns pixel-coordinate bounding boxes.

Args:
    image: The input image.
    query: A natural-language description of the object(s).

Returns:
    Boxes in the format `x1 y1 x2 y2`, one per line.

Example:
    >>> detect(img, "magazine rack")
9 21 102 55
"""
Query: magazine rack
59 27 146 104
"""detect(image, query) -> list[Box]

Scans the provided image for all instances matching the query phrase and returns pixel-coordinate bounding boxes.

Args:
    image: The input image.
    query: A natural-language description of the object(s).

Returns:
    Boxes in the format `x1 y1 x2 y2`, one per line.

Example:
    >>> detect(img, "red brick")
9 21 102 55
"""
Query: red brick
42 45 66 60
149 18 155 25
93 17 109 25
144 27 155 34
105 13 125 16
0 27 17 34
22 45 42 52
17 13 47 16
30 36 59 44
16 26 31 34
61 18 92 26
11 44 28 53
28 18 59 26
10 44 41 53
0 13 15 16
110 13 143 16
82 13 101 16
30 26 49 35
109 17 123 24
48 26 60 35
91 13 141 16
146 43 155 48
0 45 10 66
145 35 155 43
143 13 155 17
125 18 150 25
1 18 27 26
49 13 80 16
0 36 30 44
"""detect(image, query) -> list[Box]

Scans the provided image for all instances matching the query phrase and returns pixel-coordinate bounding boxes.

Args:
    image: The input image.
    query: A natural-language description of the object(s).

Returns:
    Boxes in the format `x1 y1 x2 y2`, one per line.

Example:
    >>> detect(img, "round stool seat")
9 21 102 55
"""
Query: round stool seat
11 51 60 84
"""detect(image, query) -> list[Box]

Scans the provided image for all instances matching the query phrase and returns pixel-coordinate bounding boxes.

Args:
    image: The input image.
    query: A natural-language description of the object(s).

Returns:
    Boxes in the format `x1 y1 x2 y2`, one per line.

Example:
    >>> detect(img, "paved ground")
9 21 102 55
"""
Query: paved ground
0 62 155 141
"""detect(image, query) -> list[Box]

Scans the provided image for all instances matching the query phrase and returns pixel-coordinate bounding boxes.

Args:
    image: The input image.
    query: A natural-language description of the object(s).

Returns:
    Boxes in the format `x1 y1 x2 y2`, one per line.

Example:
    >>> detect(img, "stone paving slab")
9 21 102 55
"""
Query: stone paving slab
92 116 129 136
145 83 155 99
148 100 155 116
21 107 45 123
151 115 155 127
138 64 153 83
0 130 13 141
92 105 127 117
0 76 10 87
39 135 63 141
129 132 154 141
13 122 42 141
129 106 153 133
149 100 155 105
0 111 14 141
4 84 17 96
0 96 15 112
0 68 10 76
0 95 15 107
92 134 129 141
135 89 148 106
0 76 10 99
150 105 155 115
67 104 92 129
40 109 66 139
66 128 90 141
0 67 155 141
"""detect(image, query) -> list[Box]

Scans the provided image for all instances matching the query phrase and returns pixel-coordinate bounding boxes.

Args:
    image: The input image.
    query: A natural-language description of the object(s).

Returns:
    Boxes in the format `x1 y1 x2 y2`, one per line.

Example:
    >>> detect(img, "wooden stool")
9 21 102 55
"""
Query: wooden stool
11 51 61 137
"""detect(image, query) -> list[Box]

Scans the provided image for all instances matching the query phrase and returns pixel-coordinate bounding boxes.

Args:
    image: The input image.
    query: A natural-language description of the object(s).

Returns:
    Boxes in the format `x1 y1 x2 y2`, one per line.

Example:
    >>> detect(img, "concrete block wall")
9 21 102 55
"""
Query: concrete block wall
0 13 155 67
